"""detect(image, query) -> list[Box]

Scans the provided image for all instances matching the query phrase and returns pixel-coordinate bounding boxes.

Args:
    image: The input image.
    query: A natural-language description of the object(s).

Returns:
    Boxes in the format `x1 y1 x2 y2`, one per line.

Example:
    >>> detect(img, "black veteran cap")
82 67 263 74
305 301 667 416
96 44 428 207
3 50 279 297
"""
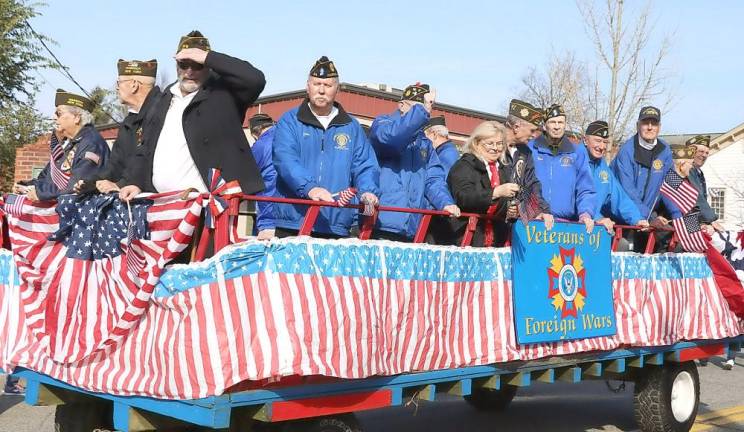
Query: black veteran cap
638 106 661 122
509 99 543 126
249 113 274 130
685 134 711 148
309 56 338 79
55 89 94 112
117 59 158 77
402 83 430 103
544 104 566 120
585 120 609 138
177 30 210 53
670 143 696 160
424 116 446 131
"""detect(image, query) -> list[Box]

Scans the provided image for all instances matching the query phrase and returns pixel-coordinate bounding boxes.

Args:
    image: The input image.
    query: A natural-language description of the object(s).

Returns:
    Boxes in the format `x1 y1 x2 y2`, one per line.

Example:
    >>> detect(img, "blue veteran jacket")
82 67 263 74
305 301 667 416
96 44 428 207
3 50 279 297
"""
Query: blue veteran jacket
272 101 380 236
436 141 459 174
587 151 643 224
370 104 454 238
610 134 672 219
32 124 110 201
251 126 277 232
528 135 596 220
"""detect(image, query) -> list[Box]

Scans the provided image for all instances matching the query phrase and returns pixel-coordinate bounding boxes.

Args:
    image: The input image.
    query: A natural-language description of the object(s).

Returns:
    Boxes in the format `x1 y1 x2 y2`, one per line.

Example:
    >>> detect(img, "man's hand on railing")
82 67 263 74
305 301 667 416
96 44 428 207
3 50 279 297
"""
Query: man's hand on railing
443 204 461 218
537 213 554 231
119 185 141 202
711 221 725 232
596 217 615 235
257 229 275 241
96 180 120 194
579 213 595 233
308 187 334 202
636 219 651 231
360 192 378 216
650 215 670 229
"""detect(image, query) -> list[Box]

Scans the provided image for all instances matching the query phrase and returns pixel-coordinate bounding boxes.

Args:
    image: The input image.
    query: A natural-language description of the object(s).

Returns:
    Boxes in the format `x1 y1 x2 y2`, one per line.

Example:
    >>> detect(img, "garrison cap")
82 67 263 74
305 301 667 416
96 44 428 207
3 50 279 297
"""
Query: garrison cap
177 30 210 53
117 59 158 77
638 106 661 122
685 134 711 148
585 120 609 138
401 82 430 103
424 116 446 131
249 113 274 131
544 104 566 121
509 99 543 126
309 56 338 78
670 143 696 160
55 89 94 112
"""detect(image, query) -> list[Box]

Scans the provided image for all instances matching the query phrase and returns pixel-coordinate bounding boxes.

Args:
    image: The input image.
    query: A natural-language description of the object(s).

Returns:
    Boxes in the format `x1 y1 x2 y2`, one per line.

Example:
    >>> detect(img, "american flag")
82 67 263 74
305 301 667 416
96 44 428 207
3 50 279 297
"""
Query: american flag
3 191 205 363
517 190 542 226
49 132 71 191
660 170 699 215
3 194 26 218
672 212 708 252
333 187 357 207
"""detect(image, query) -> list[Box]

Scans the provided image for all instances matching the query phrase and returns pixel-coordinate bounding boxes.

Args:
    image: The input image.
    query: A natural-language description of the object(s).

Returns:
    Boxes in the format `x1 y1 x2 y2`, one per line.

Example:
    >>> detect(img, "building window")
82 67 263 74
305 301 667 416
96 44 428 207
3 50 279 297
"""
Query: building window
709 187 725 219
31 167 45 179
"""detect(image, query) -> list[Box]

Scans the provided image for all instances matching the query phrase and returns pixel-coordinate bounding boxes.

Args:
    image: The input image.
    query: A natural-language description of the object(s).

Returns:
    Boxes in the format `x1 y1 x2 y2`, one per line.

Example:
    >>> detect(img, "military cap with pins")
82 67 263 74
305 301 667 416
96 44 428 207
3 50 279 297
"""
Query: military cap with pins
544 104 566 121
638 106 661 122
55 89 95 112
669 143 696 160
309 56 338 78
401 82 430 103
509 99 543 126
177 30 210 53
585 120 609 138
685 134 710 148
249 113 275 131
424 116 446 131
117 59 158 78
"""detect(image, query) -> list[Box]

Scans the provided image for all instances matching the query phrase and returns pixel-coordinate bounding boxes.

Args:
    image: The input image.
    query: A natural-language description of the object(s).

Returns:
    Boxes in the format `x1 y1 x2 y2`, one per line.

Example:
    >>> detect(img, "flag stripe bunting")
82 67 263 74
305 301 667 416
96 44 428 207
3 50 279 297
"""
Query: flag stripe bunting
0 236 742 399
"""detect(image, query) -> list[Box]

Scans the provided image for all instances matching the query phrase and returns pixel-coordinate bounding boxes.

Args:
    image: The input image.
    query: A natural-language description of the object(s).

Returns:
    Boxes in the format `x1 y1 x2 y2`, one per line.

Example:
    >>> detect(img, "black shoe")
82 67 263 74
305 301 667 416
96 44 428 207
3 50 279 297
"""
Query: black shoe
3 384 24 395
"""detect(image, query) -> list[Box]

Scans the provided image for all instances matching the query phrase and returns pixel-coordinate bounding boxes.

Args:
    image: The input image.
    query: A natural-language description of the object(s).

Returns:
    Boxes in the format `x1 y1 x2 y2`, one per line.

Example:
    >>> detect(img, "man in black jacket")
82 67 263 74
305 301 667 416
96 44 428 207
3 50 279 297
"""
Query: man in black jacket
78 59 161 194
120 30 266 199
504 99 553 229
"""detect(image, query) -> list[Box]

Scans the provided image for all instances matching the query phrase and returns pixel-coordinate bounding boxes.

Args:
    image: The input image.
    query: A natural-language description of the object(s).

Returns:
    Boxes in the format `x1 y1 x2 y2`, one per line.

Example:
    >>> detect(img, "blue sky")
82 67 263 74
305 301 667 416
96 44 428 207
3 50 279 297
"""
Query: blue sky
28 0 744 134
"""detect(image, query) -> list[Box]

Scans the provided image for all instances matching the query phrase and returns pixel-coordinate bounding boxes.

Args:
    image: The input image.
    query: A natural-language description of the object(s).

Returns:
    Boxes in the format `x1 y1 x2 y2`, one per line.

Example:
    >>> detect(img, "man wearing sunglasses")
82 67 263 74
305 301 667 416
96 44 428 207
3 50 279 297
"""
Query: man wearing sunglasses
120 30 266 200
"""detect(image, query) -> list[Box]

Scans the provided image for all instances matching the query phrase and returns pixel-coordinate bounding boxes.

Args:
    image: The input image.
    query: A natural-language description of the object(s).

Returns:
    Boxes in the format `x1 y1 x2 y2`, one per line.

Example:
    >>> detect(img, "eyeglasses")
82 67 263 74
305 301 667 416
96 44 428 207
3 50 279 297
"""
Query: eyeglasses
480 139 504 148
177 60 204 71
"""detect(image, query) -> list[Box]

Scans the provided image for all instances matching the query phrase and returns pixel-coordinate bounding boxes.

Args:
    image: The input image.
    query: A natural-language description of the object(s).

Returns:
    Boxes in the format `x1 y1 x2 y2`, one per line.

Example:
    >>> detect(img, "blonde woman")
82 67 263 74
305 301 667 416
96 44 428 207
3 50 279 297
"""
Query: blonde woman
445 121 520 247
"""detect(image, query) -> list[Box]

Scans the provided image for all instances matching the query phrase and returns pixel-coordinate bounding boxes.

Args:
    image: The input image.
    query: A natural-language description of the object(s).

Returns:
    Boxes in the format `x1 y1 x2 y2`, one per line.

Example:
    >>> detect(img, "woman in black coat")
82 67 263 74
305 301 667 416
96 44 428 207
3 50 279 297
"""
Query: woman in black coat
445 121 520 247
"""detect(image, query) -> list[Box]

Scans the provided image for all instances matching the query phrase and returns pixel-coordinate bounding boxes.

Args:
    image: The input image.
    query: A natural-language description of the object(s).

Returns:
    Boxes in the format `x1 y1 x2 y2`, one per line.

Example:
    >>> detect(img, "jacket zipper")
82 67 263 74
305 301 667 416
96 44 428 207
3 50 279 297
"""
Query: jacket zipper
318 133 325 184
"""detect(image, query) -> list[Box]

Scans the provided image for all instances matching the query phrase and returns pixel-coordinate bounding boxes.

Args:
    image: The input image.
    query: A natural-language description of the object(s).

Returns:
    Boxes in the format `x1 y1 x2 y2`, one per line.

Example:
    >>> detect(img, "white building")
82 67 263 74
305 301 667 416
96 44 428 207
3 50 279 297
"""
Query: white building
703 122 744 229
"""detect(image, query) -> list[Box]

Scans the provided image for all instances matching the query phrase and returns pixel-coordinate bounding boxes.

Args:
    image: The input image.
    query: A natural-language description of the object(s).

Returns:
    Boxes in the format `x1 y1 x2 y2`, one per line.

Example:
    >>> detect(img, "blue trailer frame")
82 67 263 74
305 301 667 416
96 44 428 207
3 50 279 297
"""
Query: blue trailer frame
8 336 743 431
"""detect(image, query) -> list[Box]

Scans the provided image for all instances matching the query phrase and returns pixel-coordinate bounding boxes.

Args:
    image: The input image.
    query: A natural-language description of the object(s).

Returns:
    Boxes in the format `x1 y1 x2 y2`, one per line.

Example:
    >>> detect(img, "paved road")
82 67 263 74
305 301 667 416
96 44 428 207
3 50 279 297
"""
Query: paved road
0 355 742 431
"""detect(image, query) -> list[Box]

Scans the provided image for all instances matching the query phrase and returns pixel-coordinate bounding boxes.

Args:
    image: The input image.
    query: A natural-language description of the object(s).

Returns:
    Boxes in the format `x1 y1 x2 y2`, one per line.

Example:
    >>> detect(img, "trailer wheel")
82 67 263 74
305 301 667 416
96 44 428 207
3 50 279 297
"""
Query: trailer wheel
54 402 113 432
464 385 518 411
633 362 700 432
278 414 363 432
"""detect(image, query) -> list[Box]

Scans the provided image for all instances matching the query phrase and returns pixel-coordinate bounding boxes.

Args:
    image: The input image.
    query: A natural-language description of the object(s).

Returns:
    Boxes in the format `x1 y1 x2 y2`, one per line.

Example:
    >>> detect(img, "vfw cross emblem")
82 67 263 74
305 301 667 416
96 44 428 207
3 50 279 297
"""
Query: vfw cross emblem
547 247 587 318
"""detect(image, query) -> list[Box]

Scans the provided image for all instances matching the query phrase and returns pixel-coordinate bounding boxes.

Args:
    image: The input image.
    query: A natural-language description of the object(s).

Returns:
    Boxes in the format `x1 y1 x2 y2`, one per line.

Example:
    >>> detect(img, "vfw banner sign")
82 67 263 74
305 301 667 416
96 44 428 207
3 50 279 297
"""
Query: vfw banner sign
511 220 616 344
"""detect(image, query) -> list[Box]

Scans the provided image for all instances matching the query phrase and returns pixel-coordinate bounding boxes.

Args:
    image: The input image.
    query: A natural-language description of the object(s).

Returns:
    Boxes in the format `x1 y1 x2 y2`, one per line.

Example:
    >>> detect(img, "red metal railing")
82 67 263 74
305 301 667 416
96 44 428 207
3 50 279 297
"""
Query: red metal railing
199 194 678 261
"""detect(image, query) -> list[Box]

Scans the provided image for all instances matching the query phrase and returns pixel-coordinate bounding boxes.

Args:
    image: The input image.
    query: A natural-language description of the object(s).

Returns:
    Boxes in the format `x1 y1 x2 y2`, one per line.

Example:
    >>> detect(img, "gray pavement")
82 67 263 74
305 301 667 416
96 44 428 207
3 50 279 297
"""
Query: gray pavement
0 354 742 431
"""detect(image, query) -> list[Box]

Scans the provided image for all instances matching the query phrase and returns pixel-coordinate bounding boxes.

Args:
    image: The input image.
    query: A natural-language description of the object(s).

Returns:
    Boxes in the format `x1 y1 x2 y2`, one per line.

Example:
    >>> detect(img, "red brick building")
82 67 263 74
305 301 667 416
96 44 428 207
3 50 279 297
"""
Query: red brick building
14 83 504 181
